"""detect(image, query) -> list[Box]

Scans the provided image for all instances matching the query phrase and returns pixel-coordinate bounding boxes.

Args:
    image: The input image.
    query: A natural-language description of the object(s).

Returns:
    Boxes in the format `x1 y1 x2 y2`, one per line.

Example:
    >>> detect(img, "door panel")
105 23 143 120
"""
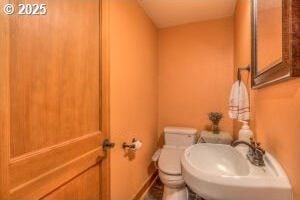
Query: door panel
9 133 101 189
9 0 101 157
41 165 101 200
0 0 106 199
10 149 103 200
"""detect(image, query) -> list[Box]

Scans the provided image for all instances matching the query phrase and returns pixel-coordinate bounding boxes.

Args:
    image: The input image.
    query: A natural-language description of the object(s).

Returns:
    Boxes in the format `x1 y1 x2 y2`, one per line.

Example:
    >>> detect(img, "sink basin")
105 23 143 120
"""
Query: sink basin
181 143 292 200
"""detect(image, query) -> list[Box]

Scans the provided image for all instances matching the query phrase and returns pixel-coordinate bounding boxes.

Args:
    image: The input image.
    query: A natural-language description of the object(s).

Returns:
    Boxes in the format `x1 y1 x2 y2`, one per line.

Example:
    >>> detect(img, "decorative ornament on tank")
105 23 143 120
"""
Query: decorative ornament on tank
208 112 223 134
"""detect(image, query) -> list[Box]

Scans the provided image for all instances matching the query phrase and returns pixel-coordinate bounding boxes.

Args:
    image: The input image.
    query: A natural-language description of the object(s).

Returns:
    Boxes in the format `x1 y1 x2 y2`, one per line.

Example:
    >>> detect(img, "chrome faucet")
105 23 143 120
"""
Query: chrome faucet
231 138 265 167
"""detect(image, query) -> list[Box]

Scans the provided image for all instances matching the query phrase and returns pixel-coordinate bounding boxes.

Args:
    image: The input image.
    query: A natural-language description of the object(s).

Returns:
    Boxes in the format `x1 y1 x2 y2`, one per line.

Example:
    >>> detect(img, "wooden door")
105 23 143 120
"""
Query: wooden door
0 0 110 199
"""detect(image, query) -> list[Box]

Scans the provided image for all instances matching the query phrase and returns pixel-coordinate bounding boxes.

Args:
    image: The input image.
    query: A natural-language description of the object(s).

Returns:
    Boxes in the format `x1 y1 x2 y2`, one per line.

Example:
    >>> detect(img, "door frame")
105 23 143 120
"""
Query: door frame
100 0 111 199
0 0 10 199
0 0 111 199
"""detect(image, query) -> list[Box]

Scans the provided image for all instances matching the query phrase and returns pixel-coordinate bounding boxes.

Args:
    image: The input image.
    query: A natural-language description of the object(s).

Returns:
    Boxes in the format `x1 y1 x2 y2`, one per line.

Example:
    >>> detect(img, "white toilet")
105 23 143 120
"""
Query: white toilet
154 127 197 200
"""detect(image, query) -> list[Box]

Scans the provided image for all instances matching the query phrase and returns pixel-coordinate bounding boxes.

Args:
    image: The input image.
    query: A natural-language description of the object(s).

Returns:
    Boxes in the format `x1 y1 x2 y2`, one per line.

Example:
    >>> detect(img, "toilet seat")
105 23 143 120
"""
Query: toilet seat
158 146 185 175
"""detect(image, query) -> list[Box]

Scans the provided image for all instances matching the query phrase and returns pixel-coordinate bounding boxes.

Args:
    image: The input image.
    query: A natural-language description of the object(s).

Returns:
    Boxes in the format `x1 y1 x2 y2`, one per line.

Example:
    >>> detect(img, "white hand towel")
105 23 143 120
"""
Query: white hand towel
229 81 250 121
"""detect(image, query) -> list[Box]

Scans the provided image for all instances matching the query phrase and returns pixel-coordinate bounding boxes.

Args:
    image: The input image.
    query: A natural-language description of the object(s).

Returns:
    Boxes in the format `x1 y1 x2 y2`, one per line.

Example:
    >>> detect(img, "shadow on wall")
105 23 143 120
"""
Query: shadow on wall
123 149 136 161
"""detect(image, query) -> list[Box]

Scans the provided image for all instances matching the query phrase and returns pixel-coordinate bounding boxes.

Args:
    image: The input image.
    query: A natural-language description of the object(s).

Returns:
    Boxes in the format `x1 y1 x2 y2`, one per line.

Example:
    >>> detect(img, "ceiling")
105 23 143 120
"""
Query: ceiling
138 0 238 28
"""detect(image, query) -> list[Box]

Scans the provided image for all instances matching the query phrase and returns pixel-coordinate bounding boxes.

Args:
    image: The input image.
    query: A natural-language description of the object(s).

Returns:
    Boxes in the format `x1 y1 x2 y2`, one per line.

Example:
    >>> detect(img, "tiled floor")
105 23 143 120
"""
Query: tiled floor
144 178 204 200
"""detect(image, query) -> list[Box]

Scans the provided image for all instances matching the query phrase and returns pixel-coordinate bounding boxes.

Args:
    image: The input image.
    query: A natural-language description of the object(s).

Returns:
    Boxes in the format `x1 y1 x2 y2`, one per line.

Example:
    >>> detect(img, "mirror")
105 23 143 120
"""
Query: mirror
257 0 282 73
251 0 300 88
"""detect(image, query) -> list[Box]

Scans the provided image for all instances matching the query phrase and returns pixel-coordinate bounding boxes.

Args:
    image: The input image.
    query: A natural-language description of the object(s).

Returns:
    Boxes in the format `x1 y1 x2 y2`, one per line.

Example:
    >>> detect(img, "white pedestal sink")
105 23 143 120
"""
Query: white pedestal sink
181 143 292 200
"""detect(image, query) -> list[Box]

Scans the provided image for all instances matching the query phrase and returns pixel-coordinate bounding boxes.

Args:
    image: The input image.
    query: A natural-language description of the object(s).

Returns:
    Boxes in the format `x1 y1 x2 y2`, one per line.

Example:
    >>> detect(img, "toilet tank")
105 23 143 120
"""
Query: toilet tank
164 127 198 147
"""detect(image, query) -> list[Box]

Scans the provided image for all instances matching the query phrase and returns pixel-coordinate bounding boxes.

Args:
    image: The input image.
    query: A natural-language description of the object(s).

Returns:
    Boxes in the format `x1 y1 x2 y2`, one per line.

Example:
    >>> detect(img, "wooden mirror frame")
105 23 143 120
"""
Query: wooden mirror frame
251 0 300 88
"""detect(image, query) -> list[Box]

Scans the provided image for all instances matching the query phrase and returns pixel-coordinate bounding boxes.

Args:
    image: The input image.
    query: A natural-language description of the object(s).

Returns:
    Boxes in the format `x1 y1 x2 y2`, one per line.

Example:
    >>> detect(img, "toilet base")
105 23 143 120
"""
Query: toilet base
162 185 188 200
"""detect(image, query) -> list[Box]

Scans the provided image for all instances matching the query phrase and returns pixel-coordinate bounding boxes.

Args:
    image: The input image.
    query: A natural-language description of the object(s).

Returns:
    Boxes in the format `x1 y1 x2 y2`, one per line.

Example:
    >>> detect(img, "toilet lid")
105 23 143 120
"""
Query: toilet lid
158 147 184 175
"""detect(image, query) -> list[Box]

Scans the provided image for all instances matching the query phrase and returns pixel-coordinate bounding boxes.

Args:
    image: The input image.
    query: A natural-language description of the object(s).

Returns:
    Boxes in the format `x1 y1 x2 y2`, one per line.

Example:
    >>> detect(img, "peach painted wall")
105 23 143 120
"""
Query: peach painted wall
255 80 300 199
158 18 234 138
109 0 158 199
234 0 300 199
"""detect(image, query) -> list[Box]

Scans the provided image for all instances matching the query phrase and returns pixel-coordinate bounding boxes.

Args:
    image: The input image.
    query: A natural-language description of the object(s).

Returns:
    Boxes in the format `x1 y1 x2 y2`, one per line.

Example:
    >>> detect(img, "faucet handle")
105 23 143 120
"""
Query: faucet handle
253 141 265 155
254 142 260 148
256 146 265 155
